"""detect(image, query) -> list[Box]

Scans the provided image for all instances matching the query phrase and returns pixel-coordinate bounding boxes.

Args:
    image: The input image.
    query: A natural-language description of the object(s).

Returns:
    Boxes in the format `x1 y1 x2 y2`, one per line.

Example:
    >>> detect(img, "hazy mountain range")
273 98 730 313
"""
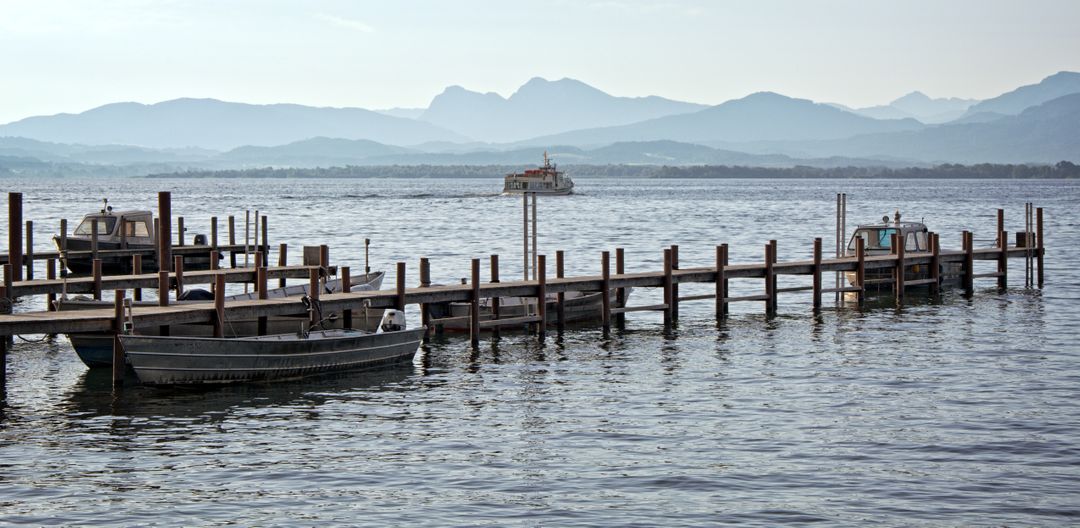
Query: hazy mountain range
1 71 1078 174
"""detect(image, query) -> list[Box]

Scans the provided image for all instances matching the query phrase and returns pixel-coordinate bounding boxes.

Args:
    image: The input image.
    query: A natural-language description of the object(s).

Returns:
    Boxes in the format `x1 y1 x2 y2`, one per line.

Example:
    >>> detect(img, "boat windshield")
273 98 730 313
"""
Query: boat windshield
74 216 117 236
849 228 899 251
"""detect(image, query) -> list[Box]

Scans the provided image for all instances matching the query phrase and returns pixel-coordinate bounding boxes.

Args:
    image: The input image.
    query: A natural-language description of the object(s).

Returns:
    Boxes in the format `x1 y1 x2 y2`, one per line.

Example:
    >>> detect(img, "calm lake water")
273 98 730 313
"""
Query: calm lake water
1 177 1078 526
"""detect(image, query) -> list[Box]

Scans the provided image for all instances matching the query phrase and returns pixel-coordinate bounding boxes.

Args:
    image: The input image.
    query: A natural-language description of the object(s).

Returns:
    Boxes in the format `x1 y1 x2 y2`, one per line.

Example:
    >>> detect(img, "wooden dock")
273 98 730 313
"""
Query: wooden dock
0 191 1046 388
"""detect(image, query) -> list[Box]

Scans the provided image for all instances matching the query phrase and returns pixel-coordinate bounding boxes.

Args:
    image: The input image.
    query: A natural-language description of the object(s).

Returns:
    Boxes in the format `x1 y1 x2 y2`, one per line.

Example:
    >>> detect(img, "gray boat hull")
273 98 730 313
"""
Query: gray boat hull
120 328 426 386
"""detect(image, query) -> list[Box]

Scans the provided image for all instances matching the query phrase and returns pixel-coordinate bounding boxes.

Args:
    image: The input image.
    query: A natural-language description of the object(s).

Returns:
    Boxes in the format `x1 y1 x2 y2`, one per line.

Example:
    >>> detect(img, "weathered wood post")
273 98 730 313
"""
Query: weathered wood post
928 232 940 297
489 255 500 339
261 215 269 267
997 209 1008 290
308 267 320 329
257 265 268 336
253 251 264 293
24 220 33 280
112 289 126 386
1036 207 1044 288
132 255 143 301
769 240 778 314
342 266 353 330
395 262 406 313
119 214 128 250
177 216 185 246
963 231 974 296
90 217 99 264
364 238 371 275
158 191 172 272
601 251 611 337
537 254 547 341
46 258 56 310
615 247 626 329
764 242 775 316
228 215 237 268
470 258 480 349
209 250 218 271
670 245 679 321
2 264 12 309
213 273 226 338
8 192 23 282
853 236 866 305
152 218 161 271
894 232 905 303
174 255 185 301
92 259 103 300
555 250 566 334
716 244 729 320
0 335 6 389
158 269 170 336
278 243 288 288
812 237 823 310
59 218 68 276
211 216 218 250
663 248 673 333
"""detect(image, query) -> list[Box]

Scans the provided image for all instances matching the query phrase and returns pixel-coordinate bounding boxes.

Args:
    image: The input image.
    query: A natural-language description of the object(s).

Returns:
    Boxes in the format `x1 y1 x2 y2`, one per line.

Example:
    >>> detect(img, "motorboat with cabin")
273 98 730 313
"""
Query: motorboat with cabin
53 199 216 275
845 210 960 290
503 152 574 195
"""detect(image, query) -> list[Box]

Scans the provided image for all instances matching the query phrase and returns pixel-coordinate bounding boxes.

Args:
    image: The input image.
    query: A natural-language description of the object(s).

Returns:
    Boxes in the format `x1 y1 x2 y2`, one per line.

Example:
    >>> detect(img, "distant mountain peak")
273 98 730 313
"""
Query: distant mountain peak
893 91 931 104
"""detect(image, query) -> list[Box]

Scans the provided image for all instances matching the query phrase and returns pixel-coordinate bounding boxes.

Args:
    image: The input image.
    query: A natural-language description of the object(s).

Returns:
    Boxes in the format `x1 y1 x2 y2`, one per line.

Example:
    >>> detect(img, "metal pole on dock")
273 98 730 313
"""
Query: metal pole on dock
158 191 172 272
7 192 22 282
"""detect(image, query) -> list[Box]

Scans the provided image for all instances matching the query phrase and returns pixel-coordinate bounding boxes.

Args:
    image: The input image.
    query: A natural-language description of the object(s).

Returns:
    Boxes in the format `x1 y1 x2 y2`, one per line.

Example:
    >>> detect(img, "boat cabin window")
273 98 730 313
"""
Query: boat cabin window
849 228 899 252
74 216 117 236
122 219 151 238
905 232 928 252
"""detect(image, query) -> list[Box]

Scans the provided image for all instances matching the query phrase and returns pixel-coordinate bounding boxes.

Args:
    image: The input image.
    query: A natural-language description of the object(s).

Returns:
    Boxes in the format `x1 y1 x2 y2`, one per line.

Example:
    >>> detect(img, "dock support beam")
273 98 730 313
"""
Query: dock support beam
997 210 1008 290
556 251 566 334
812 238 822 310
716 244 728 320
615 248 625 330
537 254 547 342
662 248 673 333
8 192 22 282
1037 207 1044 288
489 255 500 339
112 290 126 386
601 251 611 337
158 191 172 272
470 258 480 349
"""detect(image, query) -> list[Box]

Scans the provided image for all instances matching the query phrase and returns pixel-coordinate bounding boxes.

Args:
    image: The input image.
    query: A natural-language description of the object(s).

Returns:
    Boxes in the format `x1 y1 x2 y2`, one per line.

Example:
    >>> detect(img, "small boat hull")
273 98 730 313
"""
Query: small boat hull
121 328 426 386
429 289 629 332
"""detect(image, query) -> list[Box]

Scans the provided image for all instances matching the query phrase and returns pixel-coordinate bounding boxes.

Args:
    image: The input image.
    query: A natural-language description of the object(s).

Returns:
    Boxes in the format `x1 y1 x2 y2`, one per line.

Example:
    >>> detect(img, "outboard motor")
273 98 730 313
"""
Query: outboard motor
379 309 406 333
193 233 208 245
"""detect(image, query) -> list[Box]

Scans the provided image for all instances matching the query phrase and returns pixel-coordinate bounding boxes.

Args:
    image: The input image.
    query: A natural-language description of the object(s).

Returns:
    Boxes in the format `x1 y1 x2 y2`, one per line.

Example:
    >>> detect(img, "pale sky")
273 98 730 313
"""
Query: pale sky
1 0 1078 124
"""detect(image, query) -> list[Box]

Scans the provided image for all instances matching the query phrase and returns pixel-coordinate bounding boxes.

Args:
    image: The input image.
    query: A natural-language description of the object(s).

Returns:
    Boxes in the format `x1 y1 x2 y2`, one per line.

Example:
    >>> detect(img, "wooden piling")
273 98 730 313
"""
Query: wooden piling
174 255 184 300
764 242 775 315
928 233 940 297
2 264 12 307
556 250 566 334
211 216 218 250
59 218 67 273
716 244 729 319
997 210 1008 290
963 231 974 296
209 250 218 271
537 254 547 341
90 217 99 263
489 255 500 339
257 266 268 336
278 243 288 288
364 238 371 275
158 191 172 272
395 262 406 312
470 258 480 348
1036 207 1044 288
253 251 264 293
228 215 237 268
769 240 779 314
615 247 625 329
342 266 353 330
119 214 128 250
601 251 611 336
132 255 142 301
112 289 126 386
8 192 23 282
157 270 169 336
24 221 33 280
213 274 226 338
894 232 905 303
261 215 269 267
177 216 185 246
670 245 679 321
92 259 102 300
152 218 160 271
663 248 673 332
308 267 320 329
812 238 823 310
46 258 56 310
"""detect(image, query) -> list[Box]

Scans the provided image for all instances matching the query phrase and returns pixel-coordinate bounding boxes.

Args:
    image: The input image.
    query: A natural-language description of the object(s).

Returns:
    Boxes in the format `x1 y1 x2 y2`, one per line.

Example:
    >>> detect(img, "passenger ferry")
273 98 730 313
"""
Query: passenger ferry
502 152 574 195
